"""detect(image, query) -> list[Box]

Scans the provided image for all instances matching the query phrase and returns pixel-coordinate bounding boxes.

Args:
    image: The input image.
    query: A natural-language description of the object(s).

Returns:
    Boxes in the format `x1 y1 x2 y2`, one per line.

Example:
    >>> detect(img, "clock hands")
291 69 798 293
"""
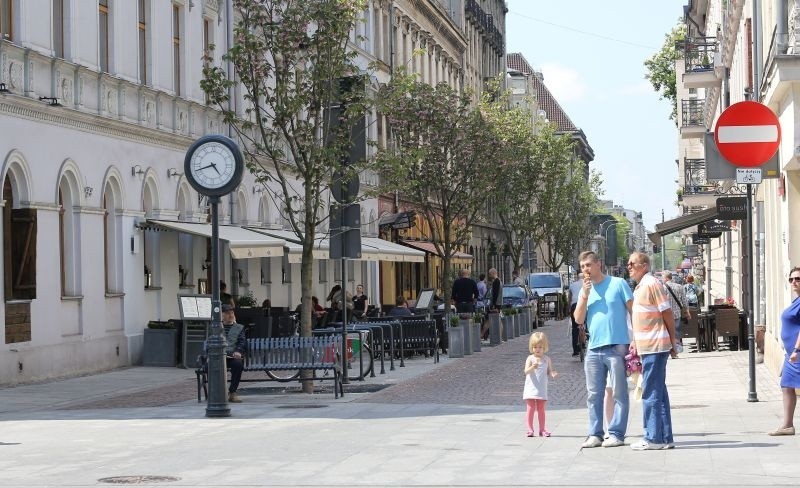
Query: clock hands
197 162 221 175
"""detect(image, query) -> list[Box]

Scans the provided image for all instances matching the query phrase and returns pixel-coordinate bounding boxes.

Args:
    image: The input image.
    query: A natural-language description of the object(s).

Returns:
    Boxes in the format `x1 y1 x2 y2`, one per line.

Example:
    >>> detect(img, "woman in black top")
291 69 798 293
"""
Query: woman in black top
353 284 368 319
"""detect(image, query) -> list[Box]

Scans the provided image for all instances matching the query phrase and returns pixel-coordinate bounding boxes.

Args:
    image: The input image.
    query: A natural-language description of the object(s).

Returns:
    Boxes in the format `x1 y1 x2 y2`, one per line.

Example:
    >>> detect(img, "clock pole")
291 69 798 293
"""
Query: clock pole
205 195 231 417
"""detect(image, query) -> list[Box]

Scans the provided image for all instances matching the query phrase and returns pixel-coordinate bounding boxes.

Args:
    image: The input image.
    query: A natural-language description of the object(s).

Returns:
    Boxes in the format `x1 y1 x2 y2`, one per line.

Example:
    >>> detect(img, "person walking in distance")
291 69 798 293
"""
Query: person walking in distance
452 268 479 313
627 251 678 450
568 275 584 357
523 332 558 437
767 266 800 436
573 251 634 448
662 271 690 352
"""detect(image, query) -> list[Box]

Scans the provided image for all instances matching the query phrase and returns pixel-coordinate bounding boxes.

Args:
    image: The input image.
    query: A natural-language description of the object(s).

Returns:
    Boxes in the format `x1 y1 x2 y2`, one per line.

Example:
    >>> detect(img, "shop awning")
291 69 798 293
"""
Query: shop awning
245 228 329 263
361 237 425 262
145 220 284 259
401 240 473 264
648 207 719 244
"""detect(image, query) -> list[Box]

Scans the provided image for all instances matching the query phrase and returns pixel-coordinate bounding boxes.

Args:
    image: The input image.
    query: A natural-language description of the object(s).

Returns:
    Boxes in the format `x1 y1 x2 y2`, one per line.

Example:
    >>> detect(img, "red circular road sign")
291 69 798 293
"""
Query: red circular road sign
714 101 781 167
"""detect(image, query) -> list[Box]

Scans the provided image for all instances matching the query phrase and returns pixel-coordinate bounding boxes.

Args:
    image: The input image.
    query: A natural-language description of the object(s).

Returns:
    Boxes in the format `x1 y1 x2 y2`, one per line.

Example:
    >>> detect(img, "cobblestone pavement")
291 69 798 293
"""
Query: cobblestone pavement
358 318 588 408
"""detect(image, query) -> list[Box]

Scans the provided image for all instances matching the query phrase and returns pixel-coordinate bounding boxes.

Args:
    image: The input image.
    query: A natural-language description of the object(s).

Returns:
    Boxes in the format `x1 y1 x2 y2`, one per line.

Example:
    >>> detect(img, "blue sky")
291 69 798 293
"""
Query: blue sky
505 0 686 230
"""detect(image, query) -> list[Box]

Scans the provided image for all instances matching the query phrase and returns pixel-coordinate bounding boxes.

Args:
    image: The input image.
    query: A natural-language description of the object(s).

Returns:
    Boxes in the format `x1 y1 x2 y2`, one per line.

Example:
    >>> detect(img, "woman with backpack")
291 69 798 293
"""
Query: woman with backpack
684 275 701 307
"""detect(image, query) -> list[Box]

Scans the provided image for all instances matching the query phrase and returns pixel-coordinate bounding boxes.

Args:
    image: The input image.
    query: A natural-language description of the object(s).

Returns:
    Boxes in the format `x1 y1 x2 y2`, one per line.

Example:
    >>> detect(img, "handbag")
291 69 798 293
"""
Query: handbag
665 284 689 324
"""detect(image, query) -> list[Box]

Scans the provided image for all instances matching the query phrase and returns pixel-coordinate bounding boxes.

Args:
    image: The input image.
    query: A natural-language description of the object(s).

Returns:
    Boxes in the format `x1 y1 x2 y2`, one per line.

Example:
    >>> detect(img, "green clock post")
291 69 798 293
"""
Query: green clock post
184 135 245 418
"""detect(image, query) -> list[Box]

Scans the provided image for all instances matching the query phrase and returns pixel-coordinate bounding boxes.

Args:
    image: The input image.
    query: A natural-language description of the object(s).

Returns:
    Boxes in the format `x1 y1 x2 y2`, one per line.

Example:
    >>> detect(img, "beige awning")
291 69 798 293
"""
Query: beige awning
648 207 719 244
401 240 473 264
361 237 425 262
245 228 329 263
145 220 284 259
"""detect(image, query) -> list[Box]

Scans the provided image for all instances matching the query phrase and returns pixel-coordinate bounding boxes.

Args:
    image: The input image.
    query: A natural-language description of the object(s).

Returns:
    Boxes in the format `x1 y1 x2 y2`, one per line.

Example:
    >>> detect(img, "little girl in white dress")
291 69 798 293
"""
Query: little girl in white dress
523 332 558 437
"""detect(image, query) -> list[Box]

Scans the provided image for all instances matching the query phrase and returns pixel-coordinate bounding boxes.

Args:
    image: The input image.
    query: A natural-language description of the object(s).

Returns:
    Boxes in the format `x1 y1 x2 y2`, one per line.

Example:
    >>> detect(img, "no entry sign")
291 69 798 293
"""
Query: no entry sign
714 101 780 167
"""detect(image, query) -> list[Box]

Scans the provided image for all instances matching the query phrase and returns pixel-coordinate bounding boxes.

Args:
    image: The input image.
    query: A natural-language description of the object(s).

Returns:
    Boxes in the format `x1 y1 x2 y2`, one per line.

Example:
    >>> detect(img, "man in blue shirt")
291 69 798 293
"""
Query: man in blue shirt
573 251 633 448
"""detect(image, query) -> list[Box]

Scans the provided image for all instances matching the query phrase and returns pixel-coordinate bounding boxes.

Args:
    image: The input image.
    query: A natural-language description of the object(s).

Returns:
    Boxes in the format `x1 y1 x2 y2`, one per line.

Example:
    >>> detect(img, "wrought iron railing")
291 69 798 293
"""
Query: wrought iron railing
684 36 717 72
683 158 717 194
681 99 705 127
465 0 503 54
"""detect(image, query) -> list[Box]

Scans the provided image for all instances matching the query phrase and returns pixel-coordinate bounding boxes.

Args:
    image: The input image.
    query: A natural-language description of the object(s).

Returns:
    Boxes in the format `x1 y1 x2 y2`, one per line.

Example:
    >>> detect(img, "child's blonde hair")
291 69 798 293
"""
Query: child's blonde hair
529 332 549 353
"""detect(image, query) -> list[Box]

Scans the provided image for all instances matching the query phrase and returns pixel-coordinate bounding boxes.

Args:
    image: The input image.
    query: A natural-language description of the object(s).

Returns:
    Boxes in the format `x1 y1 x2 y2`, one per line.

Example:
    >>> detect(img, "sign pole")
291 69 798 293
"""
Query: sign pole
206 196 231 417
745 183 758 402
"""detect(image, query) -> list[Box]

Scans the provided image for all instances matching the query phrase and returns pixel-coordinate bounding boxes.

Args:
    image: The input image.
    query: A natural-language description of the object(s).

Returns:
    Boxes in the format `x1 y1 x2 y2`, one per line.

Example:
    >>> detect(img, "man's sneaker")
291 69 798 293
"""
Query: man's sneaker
228 392 242 403
665 442 675 449
601 435 624 447
630 440 667 450
581 436 603 448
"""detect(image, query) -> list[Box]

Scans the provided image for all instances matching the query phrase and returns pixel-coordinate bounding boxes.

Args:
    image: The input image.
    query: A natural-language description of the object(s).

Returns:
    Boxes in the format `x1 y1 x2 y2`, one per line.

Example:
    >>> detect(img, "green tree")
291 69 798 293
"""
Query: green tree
201 0 369 391
644 22 686 123
528 125 602 272
375 71 501 307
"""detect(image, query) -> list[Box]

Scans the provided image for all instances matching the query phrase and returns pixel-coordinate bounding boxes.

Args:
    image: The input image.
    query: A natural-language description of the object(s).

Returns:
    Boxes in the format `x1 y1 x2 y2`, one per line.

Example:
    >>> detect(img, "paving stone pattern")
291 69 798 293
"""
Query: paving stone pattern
358 319 589 407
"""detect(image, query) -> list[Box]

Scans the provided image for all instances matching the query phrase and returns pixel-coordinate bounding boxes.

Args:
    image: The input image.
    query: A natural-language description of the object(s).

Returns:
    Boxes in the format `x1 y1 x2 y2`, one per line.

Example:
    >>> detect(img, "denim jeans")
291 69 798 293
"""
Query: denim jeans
640 352 673 444
584 344 629 439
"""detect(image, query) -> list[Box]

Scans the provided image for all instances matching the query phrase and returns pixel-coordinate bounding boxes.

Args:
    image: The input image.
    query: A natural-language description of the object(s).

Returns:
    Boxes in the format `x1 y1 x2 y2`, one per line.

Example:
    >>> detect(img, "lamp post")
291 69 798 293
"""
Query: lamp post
603 222 621 272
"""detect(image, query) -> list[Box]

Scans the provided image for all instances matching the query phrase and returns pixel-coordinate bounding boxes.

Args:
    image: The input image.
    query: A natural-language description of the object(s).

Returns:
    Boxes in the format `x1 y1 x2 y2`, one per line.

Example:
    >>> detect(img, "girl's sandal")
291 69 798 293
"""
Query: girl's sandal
539 430 551 437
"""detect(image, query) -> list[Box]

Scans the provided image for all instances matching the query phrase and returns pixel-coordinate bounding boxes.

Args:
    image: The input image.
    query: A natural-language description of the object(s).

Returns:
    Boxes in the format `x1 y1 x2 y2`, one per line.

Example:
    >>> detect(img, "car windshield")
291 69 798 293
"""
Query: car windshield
503 286 527 298
530 275 561 288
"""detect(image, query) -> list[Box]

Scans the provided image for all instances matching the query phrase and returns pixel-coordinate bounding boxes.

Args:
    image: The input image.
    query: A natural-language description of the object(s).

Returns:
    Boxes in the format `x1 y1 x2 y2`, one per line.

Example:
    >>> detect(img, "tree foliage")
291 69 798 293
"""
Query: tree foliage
644 22 686 124
529 125 602 272
375 71 501 305
200 0 369 392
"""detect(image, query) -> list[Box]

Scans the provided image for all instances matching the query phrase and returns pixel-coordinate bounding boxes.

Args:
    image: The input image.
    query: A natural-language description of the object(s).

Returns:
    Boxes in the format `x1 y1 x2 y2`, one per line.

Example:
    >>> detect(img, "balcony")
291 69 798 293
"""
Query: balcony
681 158 718 207
680 99 706 138
682 37 722 89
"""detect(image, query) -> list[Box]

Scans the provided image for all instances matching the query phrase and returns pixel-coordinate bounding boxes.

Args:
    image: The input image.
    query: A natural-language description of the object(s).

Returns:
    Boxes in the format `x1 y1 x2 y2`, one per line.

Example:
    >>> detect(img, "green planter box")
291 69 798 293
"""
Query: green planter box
142 327 178 367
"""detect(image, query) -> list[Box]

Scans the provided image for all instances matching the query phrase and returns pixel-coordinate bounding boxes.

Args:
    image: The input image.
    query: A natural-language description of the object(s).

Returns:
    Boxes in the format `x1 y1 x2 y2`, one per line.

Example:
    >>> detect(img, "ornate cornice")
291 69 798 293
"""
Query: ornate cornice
0 96 195 152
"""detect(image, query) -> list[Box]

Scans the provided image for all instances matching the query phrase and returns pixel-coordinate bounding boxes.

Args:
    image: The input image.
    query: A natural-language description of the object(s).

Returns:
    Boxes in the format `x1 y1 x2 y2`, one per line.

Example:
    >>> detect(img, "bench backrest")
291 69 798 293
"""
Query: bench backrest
245 336 342 369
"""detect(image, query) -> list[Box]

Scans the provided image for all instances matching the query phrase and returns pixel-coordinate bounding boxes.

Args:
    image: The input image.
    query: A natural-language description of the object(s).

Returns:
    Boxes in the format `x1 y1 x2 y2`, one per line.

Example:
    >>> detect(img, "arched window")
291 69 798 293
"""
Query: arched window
142 177 160 288
103 178 123 294
58 175 80 297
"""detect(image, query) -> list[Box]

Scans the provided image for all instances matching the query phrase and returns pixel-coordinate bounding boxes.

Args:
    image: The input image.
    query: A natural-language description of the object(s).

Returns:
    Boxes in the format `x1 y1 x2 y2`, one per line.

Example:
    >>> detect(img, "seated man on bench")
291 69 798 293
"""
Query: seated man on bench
221 304 246 403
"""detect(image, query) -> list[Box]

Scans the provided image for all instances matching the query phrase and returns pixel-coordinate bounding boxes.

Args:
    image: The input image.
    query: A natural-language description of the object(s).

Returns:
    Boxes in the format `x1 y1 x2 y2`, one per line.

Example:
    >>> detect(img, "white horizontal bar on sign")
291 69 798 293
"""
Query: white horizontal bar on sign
717 125 778 143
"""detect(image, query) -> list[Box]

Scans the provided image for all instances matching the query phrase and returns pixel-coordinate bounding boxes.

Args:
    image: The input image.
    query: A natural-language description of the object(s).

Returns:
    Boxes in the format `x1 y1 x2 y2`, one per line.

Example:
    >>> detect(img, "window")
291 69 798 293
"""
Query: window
99 0 109 72
138 0 147 84
0 0 12 41
58 184 79 297
260 257 271 284
319 260 327 283
3 177 37 301
281 254 291 283
347 261 355 282
172 4 182 96
53 0 64 58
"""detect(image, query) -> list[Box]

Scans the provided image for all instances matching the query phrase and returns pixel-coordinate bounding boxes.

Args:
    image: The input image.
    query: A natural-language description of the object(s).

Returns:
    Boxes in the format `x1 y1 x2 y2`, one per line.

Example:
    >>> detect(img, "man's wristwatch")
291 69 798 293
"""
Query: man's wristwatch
793 348 800 353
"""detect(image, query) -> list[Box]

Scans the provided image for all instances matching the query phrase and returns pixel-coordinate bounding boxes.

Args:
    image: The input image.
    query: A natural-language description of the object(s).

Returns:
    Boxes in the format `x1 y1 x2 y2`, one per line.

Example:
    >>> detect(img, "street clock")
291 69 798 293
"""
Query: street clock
184 135 244 197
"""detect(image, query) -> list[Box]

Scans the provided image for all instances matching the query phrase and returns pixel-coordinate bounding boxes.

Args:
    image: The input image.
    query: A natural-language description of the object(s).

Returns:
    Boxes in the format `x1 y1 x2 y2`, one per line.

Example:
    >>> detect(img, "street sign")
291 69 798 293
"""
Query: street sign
716 196 748 220
736 168 762 184
714 101 781 167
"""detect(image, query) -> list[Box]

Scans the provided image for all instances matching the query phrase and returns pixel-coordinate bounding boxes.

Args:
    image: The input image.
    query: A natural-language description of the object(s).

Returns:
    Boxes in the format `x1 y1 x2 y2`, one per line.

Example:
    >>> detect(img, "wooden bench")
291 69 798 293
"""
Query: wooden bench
196 335 343 401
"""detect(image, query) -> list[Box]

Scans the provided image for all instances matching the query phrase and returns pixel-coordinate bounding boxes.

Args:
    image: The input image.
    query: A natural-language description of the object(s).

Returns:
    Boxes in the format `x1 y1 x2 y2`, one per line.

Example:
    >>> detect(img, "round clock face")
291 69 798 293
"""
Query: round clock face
184 135 244 197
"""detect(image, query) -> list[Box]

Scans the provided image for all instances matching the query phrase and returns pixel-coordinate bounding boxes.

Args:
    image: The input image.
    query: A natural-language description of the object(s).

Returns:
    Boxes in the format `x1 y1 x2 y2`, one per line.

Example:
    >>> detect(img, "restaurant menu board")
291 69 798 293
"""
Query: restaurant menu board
178 295 213 320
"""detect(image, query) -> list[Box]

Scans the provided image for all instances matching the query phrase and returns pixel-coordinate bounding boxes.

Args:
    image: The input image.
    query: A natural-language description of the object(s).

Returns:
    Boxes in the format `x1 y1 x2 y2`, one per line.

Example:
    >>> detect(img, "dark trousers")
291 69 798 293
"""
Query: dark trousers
456 302 475 313
226 356 244 393
570 303 581 355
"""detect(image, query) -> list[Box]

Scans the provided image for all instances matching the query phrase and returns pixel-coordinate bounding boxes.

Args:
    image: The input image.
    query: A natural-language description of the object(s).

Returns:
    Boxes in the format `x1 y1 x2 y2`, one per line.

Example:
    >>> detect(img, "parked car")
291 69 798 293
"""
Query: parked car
502 284 536 309
527 272 567 313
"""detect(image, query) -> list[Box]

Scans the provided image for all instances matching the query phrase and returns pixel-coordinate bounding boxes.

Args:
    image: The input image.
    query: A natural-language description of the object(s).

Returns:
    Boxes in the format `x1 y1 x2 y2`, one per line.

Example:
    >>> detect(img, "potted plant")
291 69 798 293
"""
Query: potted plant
142 320 178 367
458 314 473 355
447 315 464 358
236 291 258 308
471 312 483 352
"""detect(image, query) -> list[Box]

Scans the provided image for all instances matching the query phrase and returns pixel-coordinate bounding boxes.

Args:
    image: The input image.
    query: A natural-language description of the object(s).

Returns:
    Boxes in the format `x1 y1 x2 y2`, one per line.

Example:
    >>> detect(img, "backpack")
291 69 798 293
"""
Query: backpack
684 283 698 304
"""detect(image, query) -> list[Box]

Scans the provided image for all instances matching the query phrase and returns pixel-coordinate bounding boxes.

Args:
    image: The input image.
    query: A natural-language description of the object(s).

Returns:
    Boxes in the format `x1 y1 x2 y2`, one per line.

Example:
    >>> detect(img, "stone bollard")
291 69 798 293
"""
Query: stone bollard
489 312 502 345
503 314 514 341
471 320 481 352
513 313 521 337
459 318 473 355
